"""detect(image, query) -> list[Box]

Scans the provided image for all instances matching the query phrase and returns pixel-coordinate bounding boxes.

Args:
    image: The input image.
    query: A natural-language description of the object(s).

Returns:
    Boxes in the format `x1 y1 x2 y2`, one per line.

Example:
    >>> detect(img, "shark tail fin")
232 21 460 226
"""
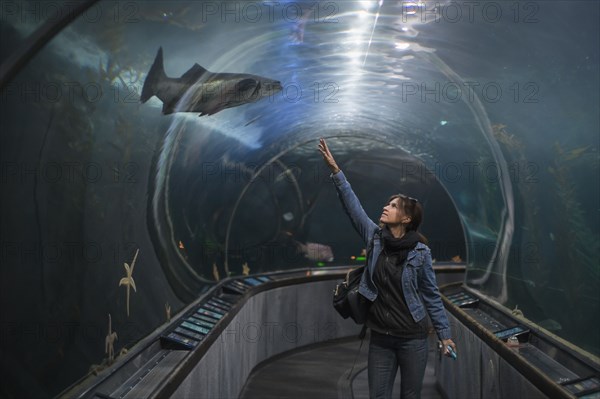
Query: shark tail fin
140 47 166 103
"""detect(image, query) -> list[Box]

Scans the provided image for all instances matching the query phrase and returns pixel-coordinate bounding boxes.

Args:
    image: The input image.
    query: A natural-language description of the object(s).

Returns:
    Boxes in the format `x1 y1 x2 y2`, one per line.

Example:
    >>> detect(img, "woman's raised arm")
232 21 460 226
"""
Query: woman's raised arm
318 138 378 244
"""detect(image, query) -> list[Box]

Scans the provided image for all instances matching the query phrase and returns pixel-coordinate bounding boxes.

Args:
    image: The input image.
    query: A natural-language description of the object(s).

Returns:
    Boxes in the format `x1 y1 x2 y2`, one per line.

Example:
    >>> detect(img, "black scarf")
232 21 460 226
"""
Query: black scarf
381 228 421 264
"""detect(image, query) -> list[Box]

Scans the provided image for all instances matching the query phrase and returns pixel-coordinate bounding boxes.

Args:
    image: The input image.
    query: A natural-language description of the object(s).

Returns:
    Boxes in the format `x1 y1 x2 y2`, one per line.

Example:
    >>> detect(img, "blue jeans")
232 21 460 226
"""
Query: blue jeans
368 331 429 399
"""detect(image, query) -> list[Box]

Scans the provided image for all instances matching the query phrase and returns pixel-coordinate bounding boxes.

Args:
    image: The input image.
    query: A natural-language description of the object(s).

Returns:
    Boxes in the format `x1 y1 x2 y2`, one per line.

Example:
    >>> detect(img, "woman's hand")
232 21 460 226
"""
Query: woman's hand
318 138 341 174
442 338 457 358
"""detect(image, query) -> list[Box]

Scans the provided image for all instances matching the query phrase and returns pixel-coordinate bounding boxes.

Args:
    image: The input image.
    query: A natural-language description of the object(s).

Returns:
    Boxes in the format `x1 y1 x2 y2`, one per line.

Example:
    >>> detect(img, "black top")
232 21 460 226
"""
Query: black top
367 229 428 339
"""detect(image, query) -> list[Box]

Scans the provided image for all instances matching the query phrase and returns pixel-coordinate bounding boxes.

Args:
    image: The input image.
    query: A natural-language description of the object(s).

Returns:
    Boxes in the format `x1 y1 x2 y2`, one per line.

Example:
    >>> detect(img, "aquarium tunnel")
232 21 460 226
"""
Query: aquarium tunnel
0 1 598 398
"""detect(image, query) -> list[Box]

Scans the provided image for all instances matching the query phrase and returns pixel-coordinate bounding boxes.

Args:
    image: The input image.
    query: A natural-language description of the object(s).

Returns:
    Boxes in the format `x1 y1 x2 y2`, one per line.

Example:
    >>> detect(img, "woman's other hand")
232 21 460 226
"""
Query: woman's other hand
442 339 457 358
318 138 341 174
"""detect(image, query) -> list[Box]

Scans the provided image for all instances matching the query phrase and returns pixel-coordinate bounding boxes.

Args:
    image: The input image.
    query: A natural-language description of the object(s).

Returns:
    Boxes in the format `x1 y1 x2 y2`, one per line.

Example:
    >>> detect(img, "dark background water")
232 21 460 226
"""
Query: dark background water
0 1 598 397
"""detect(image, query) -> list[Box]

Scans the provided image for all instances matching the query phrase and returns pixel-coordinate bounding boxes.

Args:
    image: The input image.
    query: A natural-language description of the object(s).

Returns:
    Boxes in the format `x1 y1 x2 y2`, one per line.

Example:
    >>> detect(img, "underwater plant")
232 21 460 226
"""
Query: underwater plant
165 303 171 323
212 262 220 281
105 313 118 365
119 248 139 317
546 142 599 352
490 124 549 322
492 124 525 152
548 142 599 283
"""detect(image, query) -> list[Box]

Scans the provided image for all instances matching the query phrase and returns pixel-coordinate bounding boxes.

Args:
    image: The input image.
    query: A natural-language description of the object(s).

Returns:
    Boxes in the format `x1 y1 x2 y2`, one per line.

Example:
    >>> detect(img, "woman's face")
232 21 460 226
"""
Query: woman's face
380 197 411 226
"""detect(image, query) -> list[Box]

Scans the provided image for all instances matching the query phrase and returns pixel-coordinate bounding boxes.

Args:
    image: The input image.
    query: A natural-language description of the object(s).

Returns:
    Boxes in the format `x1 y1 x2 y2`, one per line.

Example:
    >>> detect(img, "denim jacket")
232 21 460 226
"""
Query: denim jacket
332 170 452 340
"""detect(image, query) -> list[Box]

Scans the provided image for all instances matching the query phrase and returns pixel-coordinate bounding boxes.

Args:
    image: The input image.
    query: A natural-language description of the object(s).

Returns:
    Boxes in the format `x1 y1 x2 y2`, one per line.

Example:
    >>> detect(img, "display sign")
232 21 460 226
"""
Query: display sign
446 291 479 307
493 325 530 341
562 376 600 396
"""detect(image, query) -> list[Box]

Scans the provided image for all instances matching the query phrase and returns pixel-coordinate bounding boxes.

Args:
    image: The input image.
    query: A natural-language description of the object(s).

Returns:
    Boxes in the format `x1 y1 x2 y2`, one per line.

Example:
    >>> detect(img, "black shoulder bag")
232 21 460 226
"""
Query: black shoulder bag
333 230 381 326
332 266 370 324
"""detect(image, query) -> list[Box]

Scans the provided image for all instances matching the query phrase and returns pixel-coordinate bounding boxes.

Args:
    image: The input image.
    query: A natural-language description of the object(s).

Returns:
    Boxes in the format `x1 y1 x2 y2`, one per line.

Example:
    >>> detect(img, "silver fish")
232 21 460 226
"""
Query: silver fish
537 319 562 331
297 241 334 262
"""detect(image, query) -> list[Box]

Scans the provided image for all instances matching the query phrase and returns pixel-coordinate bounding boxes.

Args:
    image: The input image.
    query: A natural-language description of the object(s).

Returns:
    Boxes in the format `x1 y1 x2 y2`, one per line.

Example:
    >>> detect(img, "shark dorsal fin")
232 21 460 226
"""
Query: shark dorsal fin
180 63 208 83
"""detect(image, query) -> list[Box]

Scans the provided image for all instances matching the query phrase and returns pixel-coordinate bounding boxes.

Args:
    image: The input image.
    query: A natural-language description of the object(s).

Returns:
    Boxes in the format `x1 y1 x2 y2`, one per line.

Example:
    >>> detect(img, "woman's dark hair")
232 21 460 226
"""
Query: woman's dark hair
379 194 428 244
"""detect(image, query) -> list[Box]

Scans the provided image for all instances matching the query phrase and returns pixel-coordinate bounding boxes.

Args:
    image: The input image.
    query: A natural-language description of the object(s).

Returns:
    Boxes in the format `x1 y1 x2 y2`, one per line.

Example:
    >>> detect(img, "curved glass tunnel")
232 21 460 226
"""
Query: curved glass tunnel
0 0 598 397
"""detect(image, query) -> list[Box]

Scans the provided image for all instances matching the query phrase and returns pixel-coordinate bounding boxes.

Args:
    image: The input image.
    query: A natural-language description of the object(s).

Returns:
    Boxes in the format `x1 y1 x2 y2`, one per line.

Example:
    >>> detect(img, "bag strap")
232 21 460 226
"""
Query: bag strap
347 325 368 380
344 268 352 284
358 324 368 340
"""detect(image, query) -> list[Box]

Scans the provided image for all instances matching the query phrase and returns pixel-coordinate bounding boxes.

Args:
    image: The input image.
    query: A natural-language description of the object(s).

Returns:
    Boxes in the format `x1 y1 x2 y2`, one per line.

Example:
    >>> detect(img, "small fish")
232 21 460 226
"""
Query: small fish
141 47 282 116
523 279 536 288
538 319 562 331
242 262 250 276
296 242 334 262
137 4 205 31
564 146 589 161
451 255 462 263
283 212 294 222
289 5 315 43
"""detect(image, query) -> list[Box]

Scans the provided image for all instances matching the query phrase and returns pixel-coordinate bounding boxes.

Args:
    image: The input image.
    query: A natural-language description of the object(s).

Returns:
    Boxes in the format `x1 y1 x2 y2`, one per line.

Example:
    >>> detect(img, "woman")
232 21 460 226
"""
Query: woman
318 138 456 399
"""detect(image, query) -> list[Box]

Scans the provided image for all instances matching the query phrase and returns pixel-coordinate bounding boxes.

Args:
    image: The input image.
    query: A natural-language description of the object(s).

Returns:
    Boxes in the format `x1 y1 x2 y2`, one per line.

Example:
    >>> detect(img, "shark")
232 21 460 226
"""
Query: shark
140 47 282 116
